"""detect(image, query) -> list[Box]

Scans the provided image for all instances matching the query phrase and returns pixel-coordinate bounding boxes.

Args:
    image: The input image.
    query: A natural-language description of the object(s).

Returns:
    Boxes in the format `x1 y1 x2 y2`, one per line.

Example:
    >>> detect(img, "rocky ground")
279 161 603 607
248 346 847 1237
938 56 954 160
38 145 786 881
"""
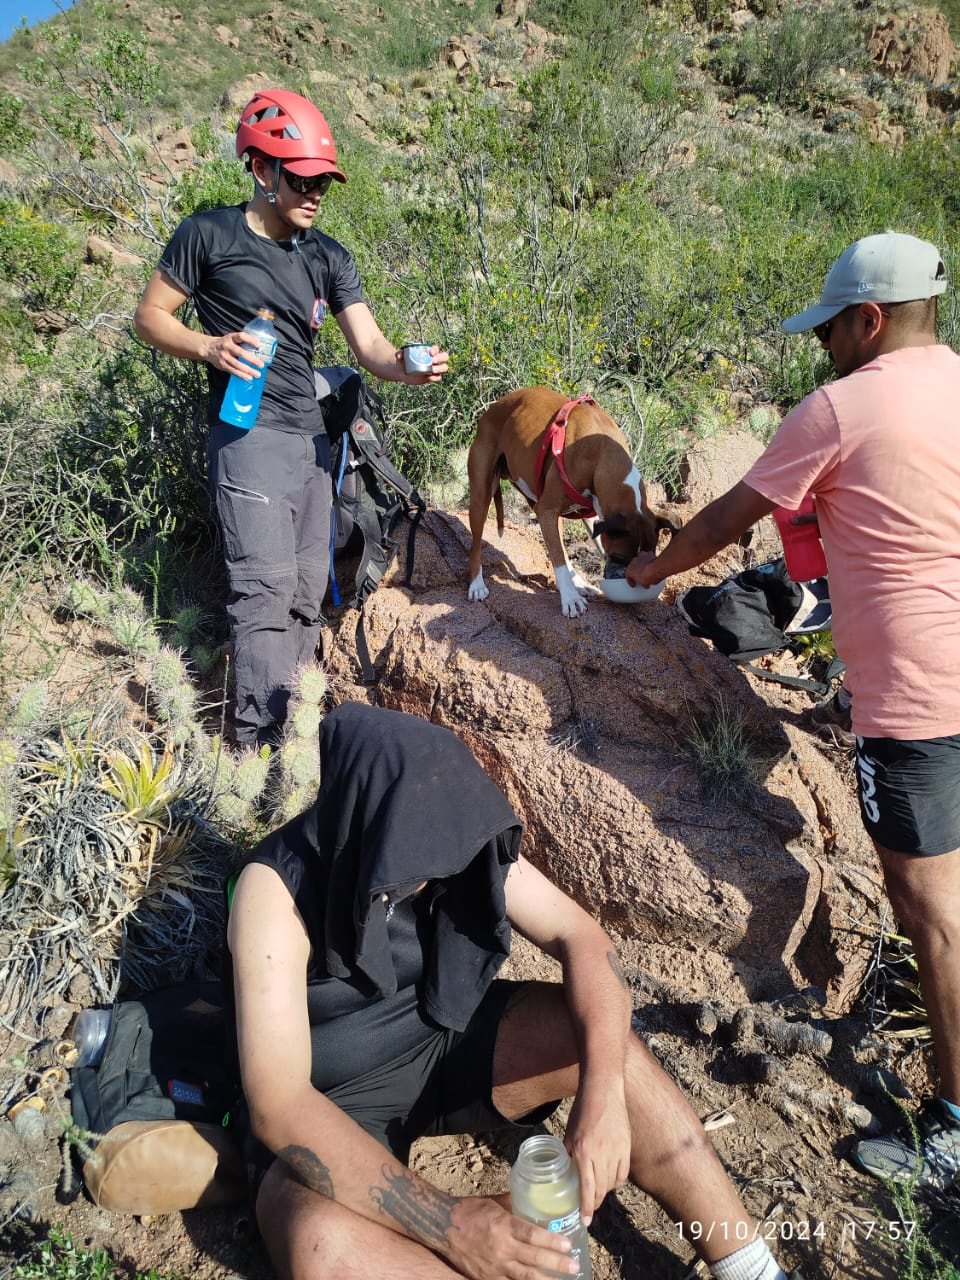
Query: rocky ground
2 933 959 1280
4 434 960 1277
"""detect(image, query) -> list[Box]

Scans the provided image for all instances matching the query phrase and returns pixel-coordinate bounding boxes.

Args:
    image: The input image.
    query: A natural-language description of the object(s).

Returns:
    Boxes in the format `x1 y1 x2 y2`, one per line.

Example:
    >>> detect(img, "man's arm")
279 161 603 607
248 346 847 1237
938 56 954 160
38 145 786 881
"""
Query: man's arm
503 856 633 1222
133 269 266 378
228 861 579 1280
335 301 449 385
626 480 775 587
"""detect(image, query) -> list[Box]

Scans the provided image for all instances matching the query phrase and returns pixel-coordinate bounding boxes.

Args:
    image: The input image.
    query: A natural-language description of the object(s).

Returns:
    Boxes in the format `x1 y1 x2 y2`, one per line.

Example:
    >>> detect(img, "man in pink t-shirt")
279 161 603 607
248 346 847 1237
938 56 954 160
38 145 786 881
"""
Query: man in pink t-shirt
627 232 960 1190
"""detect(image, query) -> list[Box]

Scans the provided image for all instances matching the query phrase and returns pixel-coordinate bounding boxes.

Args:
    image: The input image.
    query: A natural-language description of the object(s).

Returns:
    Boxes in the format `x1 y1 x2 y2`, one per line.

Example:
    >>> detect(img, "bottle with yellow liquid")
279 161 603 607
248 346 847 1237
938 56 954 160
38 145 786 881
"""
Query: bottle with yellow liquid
509 1134 593 1279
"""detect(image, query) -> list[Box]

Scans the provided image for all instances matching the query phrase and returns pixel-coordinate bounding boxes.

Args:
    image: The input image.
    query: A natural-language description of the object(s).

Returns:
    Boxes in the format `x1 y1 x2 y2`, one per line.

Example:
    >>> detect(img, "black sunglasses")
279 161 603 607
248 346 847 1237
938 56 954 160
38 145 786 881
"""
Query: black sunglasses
813 305 891 345
281 169 334 198
812 318 835 344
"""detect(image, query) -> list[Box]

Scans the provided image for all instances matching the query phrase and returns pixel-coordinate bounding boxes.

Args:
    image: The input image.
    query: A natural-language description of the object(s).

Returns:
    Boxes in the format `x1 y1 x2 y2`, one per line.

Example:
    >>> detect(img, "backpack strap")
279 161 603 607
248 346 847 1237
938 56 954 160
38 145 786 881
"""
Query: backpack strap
352 425 425 508
328 430 352 608
355 607 376 684
823 655 846 683
404 503 425 588
347 422 428 590
733 659 832 696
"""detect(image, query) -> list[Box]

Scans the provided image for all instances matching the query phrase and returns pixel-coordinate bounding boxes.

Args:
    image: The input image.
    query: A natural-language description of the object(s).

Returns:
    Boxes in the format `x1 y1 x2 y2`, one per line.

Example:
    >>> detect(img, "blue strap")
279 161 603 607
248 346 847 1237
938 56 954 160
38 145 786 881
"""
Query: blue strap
329 434 351 608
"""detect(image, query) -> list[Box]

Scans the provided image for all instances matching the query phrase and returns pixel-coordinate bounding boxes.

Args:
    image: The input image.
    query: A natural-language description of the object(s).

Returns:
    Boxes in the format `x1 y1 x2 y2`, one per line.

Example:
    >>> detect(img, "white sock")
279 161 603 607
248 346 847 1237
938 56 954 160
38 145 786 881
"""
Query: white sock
710 1238 788 1280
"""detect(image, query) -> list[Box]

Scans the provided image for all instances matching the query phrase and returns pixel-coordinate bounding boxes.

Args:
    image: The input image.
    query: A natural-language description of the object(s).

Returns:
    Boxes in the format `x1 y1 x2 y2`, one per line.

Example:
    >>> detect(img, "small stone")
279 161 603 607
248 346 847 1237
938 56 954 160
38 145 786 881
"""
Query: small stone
12 1105 45 1149
695 1002 719 1036
842 1102 880 1132
0 1120 19 1169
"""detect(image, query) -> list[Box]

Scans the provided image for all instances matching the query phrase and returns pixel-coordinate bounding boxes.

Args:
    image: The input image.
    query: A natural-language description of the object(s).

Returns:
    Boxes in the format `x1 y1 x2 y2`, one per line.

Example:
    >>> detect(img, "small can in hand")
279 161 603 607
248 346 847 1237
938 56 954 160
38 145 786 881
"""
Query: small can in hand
402 343 433 374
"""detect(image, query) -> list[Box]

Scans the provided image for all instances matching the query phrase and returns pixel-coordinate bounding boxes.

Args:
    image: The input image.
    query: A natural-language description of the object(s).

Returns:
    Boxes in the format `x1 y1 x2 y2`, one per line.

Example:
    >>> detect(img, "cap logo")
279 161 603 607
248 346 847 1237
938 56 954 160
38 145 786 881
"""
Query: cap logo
857 280 873 293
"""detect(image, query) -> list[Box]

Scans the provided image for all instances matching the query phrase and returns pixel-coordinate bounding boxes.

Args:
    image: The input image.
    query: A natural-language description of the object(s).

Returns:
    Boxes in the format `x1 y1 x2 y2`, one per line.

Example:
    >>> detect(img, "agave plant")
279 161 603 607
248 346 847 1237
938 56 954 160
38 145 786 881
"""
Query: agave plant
0 822 30 896
100 739 178 825
0 723 232 1026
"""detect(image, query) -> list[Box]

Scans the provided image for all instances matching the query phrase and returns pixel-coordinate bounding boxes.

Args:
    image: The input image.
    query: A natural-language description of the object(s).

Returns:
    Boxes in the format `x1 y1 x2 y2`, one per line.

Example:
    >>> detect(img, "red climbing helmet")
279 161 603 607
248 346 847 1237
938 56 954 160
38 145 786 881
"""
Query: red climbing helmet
236 88 346 182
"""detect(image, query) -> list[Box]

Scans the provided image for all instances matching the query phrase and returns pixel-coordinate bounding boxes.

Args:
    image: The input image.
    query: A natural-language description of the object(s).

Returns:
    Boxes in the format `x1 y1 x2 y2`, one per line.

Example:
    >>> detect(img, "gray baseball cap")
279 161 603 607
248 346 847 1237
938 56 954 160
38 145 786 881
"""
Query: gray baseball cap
782 231 948 333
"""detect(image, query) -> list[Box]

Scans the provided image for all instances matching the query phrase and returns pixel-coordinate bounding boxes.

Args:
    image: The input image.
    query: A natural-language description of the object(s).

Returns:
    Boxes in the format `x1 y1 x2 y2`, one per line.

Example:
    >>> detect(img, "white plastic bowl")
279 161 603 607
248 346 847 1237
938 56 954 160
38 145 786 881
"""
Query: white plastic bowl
598 576 664 604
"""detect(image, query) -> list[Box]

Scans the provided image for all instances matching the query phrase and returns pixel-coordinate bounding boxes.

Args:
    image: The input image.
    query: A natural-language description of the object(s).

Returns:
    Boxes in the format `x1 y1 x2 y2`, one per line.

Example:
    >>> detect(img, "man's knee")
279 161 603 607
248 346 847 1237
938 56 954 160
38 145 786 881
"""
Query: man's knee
228 572 299 634
491 983 580 1115
292 559 330 624
875 841 960 937
258 1166 352 1280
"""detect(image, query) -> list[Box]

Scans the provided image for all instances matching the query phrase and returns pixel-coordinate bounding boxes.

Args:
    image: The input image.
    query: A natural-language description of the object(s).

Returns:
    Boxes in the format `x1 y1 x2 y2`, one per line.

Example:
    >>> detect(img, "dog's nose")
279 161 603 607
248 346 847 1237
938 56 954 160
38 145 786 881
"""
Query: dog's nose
604 558 628 579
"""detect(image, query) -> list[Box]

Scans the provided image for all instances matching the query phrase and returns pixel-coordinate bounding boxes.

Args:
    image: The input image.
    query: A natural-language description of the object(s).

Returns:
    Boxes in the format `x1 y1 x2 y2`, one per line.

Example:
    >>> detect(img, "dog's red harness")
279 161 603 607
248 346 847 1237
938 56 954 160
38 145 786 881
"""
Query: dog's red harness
534 393 597 517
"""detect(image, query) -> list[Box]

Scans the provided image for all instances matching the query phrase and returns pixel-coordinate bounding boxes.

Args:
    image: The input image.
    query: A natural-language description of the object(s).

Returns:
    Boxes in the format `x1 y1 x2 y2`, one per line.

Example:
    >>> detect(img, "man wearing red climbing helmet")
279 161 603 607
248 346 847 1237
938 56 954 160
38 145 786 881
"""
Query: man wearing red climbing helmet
237 88 347 180
235 87 347 230
135 89 449 746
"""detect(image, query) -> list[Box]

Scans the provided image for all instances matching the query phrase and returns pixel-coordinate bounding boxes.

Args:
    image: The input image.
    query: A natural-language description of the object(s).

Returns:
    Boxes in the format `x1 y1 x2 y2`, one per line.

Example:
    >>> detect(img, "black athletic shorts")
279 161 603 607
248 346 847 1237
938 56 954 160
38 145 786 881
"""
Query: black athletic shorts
855 732 960 856
244 979 560 1203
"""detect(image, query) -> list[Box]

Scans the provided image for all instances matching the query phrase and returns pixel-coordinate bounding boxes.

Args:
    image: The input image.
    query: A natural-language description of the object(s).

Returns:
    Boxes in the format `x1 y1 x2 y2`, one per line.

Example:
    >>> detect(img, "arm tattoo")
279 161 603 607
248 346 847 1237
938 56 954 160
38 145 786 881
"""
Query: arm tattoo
369 1165 457 1248
278 1144 335 1198
606 949 629 990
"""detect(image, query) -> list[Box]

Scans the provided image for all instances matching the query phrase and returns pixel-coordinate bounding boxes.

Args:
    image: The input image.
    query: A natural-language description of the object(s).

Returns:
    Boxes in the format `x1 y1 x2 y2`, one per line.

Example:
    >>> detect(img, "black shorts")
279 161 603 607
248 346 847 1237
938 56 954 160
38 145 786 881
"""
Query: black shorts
855 732 960 856
245 979 559 1203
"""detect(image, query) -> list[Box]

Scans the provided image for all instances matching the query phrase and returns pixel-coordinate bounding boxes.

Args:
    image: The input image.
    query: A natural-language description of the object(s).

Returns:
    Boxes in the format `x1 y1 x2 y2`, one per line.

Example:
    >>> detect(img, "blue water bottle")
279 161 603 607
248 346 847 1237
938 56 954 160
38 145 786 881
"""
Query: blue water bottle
219 308 278 430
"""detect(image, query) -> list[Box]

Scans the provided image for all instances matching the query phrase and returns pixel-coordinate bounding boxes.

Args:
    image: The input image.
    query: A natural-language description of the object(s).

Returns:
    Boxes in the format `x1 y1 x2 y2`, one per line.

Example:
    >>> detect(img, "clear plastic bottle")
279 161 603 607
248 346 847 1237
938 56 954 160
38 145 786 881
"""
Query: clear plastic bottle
72 1007 112 1068
219 308 278 430
510 1134 592 1279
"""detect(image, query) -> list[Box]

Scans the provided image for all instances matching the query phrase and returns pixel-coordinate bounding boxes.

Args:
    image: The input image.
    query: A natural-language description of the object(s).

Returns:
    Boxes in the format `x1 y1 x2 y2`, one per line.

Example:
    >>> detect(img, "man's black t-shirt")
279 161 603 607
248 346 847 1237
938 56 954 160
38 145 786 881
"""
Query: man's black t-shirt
245 838 446 1090
159 204 366 433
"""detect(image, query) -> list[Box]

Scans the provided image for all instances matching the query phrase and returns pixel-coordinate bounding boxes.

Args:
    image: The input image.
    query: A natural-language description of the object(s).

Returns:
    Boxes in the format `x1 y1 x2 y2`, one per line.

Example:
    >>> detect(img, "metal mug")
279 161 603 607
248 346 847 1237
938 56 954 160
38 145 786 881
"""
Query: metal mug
402 343 433 374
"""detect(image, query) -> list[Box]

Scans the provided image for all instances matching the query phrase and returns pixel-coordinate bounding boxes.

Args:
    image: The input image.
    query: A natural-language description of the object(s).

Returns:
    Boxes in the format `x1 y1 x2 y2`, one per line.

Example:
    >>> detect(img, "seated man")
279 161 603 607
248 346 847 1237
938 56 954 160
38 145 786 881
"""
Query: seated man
229 702 790 1280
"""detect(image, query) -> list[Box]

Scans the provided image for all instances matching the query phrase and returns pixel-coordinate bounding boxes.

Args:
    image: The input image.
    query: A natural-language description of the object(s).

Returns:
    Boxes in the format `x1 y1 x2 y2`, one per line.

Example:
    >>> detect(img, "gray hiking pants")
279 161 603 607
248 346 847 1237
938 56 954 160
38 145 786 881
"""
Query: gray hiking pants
208 422 332 745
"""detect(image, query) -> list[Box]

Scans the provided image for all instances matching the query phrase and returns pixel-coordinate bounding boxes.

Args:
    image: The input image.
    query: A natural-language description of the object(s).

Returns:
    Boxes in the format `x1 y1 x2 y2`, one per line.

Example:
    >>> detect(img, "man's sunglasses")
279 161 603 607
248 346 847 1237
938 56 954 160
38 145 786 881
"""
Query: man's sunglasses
812 318 835 344
281 169 334 198
813 306 891 345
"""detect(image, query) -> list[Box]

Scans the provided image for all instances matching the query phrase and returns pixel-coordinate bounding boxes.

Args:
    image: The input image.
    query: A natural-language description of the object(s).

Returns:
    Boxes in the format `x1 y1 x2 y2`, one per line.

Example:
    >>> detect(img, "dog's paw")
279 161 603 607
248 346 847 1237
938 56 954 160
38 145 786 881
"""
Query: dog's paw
468 573 489 603
571 571 601 596
560 593 588 617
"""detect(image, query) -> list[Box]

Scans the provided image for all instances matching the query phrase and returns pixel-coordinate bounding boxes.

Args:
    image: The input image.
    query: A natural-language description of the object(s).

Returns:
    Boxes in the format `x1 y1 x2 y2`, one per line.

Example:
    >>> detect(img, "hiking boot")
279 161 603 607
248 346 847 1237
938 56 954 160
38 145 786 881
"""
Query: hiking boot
808 690 854 748
849 1097 960 1189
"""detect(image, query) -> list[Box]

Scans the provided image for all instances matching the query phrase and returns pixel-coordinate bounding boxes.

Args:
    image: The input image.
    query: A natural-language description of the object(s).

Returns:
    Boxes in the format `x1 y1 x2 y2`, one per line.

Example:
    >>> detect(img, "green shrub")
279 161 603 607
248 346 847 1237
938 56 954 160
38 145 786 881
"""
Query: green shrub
0 89 33 151
710 2 867 108
940 0 960 39
0 333 216 609
0 200 82 358
530 0 648 63
675 695 772 802
379 27 443 72
174 155 250 217
11 14 173 246
13 1226 183 1279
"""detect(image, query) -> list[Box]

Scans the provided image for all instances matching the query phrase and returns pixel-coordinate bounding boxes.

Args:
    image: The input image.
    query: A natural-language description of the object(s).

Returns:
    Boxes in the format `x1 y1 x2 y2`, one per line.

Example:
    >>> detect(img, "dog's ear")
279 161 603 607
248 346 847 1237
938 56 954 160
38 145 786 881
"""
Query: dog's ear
657 513 680 537
594 513 629 537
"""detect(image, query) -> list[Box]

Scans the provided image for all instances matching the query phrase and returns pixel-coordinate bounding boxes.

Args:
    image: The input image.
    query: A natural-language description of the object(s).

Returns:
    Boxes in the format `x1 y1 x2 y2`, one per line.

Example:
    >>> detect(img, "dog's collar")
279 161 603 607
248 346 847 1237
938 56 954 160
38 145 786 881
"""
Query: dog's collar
535 394 597 516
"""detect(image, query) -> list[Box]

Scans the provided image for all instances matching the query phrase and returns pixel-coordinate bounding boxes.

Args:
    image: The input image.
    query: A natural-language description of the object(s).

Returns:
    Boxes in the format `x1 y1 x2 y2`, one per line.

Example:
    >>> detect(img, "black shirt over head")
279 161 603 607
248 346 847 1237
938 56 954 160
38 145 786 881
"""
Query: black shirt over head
243 703 524 1086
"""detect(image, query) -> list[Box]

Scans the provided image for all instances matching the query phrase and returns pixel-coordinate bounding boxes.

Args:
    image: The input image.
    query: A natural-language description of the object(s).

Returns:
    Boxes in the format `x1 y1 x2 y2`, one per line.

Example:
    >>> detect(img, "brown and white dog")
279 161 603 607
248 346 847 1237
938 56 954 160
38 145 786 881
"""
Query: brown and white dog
467 386 676 616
